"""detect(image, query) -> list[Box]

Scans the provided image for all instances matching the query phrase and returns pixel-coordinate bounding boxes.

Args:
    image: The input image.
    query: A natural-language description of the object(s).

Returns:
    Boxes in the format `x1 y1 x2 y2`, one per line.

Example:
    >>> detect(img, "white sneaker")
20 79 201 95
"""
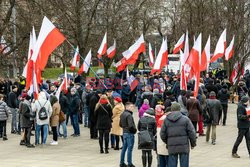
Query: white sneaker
50 141 58 145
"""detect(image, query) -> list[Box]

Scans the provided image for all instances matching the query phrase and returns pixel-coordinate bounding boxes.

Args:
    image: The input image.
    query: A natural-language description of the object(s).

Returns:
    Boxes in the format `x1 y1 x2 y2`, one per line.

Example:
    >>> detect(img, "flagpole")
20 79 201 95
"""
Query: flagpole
65 39 107 89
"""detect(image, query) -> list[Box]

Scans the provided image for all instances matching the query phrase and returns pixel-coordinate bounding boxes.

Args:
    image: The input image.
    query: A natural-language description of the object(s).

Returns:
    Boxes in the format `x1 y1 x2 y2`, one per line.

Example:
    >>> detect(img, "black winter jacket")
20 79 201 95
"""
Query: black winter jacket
20 100 34 128
69 94 81 115
119 110 137 134
137 113 157 150
8 92 18 108
160 111 196 155
217 88 230 104
236 102 250 129
95 103 113 130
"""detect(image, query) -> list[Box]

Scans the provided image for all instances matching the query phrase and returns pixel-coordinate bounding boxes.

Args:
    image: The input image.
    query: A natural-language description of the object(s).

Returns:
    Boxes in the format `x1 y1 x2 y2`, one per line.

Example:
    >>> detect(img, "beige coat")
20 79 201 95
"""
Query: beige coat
50 102 61 127
111 102 125 136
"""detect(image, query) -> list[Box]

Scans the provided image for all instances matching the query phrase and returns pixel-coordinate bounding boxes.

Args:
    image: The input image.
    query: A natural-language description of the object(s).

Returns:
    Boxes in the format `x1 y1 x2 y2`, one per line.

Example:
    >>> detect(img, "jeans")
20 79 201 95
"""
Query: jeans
72 114 80 135
158 155 169 167
99 129 110 150
168 153 189 167
35 124 48 144
111 134 115 147
10 108 18 132
0 120 7 137
120 133 135 165
232 128 250 154
206 124 216 142
83 105 90 126
58 120 67 138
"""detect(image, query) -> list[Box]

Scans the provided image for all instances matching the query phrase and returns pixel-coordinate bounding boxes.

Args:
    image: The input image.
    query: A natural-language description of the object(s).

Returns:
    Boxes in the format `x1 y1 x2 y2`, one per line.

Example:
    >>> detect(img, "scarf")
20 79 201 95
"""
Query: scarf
99 98 108 104
209 96 216 99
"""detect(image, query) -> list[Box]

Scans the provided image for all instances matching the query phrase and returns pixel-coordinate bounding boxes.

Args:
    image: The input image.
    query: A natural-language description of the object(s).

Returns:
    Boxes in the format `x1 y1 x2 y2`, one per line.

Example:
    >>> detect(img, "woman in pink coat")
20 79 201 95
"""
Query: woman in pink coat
138 99 150 118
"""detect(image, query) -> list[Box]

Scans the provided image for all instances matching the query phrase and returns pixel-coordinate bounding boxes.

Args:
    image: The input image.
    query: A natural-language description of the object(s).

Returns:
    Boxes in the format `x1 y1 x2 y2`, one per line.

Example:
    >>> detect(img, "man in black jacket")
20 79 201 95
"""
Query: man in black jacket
217 84 230 125
160 102 196 167
119 102 137 167
232 96 250 158
8 85 18 134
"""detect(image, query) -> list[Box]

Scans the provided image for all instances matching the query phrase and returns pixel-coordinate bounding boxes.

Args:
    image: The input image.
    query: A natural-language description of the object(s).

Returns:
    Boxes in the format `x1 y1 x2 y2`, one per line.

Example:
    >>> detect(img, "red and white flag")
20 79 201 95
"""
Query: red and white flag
200 35 210 71
56 68 68 100
180 51 187 91
25 27 37 90
107 40 116 59
0 36 10 54
114 58 127 72
148 43 154 67
31 16 66 83
78 50 92 75
225 36 235 61
70 46 80 71
230 62 243 84
186 33 202 97
122 34 145 65
97 32 107 59
151 38 168 75
22 33 33 78
126 67 138 91
210 29 226 63
173 33 185 54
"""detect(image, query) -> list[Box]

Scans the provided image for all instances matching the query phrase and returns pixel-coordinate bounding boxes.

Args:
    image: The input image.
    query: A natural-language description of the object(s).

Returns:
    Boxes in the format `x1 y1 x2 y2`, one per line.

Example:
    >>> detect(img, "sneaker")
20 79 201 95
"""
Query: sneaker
50 141 58 145
128 164 135 167
212 141 216 145
11 130 16 134
232 153 240 158
120 163 128 167
3 136 8 141
26 144 35 148
20 140 26 145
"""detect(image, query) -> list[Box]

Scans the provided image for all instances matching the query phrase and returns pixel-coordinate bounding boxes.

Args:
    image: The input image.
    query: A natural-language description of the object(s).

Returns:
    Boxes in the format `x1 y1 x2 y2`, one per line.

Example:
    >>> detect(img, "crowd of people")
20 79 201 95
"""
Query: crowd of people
0 69 250 167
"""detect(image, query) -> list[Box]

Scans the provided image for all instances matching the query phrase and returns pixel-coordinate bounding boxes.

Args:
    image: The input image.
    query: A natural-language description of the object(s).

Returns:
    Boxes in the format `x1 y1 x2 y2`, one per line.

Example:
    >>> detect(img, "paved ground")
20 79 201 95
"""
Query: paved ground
0 103 249 167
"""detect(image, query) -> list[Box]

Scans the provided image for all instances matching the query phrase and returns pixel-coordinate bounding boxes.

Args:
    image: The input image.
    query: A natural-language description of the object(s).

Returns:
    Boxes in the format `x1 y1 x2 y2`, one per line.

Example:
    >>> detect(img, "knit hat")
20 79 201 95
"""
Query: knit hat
209 91 216 97
143 99 149 104
145 108 155 116
241 96 249 103
71 87 77 94
171 102 181 111
114 96 122 103
21 92 28 99
153 89 159 94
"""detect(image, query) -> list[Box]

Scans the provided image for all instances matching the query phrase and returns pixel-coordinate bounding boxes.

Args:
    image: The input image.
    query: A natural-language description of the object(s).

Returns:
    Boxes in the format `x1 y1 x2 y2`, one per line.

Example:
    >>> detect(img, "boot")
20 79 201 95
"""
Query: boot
142 155 147 167
20 140 26 145
3 136 8 141
105 148 109 154
148 154 153 167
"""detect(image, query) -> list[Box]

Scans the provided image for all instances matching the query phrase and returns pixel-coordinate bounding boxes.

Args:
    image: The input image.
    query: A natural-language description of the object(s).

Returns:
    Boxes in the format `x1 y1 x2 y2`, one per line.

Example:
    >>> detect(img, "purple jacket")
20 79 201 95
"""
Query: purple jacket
139 103 150 118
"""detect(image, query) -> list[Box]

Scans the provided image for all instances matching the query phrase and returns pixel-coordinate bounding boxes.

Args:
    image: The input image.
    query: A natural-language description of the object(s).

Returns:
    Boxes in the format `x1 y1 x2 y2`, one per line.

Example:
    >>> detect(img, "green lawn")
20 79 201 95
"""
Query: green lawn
42 66 114 79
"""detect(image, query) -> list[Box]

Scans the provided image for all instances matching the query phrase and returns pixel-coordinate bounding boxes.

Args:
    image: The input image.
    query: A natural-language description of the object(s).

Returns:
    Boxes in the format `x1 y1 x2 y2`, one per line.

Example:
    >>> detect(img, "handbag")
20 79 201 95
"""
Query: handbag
138 123 153 149
59 111 66 123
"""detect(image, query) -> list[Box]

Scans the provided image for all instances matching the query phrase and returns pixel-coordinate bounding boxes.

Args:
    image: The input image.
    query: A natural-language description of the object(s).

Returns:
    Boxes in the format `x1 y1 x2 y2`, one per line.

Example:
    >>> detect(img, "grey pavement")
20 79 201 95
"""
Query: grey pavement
0 103 249 167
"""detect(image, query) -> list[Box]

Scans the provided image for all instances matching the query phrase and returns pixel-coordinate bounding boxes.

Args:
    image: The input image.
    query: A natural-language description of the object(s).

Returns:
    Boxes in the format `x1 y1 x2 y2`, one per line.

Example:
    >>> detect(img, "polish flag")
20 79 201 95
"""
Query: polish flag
225 36 235 61
31 16 66 83
25 27 37 90
148 43 154 67
122 34 145 65
151 38 168 75
173 33 185 54
210 29 226 63
186 33 202 97
27 67 39 100
180 51 187 91
56 68 68 100
126 67 138 91
70 46 80 71
0 36 10 54
230 62 240 84
22 33 33 78
114 58 127 72
200 36 210 71
107 40 116 59
78 50 92 75
97 32 107 59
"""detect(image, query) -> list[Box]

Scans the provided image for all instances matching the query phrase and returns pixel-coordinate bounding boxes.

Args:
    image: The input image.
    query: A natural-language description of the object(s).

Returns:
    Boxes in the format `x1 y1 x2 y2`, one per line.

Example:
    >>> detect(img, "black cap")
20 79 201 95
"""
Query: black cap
241 96 249 103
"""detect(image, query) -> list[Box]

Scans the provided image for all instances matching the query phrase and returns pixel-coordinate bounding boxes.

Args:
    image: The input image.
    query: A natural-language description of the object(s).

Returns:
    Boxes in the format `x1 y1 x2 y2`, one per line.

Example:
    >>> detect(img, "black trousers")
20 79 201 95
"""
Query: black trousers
52 126 58 141
0 120 7 137
192 121 198 132
98 129 110 150
142 150 152 167
232 128 250 154
24 127 31 145
90 121 98 138
219 104 228 125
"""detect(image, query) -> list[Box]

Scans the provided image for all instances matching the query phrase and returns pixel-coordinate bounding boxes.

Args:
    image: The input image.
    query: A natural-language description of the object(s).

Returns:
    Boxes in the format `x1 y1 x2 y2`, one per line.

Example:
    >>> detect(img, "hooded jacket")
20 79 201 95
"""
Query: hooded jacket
160 111 196 154
217 88 230 104
32 92 52 125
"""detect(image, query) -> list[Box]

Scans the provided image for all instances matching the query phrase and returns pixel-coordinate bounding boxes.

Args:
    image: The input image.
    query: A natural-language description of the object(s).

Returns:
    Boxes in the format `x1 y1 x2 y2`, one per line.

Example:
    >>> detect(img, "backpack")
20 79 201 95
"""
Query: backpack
38 101 48 120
